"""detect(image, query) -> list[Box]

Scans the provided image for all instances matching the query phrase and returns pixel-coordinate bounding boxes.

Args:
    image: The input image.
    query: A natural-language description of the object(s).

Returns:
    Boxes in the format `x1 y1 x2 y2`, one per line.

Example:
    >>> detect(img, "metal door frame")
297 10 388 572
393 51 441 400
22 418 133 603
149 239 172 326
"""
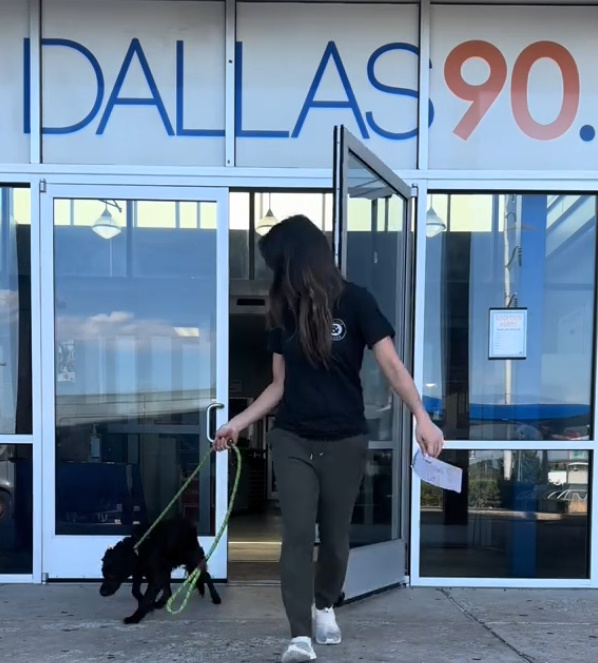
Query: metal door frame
333 126 415 598
0 182 43 583
40 182 230 580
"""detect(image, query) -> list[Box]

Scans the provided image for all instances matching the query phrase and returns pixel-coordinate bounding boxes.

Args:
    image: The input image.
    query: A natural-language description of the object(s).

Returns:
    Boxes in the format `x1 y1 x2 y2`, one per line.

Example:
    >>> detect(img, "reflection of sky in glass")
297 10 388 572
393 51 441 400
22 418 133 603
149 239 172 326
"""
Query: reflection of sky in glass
423 194 596 412
54 313 216 396
54 198 217 416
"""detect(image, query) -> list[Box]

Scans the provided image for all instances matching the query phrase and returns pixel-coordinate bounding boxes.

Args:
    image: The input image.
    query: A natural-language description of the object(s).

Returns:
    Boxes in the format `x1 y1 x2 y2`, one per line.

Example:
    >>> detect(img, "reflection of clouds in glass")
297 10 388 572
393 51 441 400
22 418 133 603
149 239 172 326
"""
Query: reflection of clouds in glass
53 311 215 408
55 311 212 345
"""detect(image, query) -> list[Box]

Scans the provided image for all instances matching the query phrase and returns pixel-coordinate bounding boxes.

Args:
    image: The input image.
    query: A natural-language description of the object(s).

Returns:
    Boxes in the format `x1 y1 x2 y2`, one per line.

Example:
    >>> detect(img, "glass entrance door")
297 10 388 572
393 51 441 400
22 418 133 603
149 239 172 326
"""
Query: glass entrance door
40 184 229 580
333 126 415 598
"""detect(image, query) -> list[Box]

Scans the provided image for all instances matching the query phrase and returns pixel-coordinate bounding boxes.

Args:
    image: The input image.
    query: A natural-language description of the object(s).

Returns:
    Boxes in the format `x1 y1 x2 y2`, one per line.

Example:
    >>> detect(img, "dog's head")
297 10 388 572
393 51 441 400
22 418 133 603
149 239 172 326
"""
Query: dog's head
99 538 136 597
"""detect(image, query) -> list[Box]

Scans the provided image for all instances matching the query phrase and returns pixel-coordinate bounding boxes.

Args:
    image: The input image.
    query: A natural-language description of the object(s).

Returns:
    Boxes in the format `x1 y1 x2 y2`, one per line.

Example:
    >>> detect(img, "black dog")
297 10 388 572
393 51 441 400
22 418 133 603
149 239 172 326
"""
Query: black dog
100 517 221 624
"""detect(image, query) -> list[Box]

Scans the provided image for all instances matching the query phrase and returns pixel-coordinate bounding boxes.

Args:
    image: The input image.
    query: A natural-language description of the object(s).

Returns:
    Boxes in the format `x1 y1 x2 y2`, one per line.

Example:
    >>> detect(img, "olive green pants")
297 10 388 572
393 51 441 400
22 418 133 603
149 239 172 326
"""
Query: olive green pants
269 428 368 638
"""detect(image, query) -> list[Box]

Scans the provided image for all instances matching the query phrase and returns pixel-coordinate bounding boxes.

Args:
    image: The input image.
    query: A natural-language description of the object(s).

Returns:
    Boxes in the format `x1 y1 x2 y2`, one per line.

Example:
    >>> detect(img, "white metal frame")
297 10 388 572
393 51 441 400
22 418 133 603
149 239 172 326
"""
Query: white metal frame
334 126 414 598
39 183 230 580
0 175 43 584
409 178 598 589
0 0 594 588
413 0 598 590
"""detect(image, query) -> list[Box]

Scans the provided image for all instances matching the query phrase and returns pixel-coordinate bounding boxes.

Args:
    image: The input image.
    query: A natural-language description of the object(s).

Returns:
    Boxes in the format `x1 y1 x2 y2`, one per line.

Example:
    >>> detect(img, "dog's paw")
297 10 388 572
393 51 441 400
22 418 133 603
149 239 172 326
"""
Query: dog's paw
211 595 222 605
123 615 141 625
154 598 167 610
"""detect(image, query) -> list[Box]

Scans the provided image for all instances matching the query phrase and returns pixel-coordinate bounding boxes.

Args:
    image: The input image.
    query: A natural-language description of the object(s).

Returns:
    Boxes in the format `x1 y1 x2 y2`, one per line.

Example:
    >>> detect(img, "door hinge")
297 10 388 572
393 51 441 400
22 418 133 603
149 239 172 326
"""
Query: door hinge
39 179 47 193
410 184 419 198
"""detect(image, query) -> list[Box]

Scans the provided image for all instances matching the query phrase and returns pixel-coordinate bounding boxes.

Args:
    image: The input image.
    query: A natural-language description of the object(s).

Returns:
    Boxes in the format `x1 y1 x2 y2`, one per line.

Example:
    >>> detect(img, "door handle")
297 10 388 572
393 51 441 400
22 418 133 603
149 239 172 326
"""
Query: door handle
206 402 225 444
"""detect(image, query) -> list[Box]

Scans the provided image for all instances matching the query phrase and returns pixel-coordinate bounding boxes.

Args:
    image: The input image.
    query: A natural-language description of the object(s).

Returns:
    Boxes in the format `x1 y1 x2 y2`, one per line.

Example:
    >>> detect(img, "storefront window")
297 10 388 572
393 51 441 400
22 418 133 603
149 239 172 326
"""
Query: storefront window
420 449 591 579
0 187 31 435
423 193 597 441
53 197 218 537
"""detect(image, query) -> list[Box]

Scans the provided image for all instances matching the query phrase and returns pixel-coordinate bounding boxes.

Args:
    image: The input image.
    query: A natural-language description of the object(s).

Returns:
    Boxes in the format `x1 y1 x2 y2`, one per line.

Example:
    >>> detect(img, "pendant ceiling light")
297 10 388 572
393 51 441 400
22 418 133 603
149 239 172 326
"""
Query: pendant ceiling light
425 195 446 238
255 193 278 236
92 202 122 240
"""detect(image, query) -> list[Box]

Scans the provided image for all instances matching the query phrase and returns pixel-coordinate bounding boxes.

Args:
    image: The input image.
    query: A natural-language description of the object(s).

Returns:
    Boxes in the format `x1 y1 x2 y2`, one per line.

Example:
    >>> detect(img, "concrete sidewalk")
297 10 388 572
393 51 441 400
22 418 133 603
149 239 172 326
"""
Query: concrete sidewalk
0 583 597 662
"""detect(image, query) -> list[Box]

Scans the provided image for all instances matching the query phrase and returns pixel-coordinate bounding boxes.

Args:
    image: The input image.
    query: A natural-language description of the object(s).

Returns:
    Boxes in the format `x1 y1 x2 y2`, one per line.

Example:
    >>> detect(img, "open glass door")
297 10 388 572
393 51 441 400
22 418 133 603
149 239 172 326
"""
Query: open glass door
333 126 415 599
40 184 229 580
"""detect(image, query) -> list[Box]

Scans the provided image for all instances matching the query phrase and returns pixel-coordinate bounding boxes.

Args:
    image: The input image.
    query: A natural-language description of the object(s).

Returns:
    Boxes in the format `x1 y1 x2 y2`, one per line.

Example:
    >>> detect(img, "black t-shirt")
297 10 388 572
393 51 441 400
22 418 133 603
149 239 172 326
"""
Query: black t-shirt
267 281 395 440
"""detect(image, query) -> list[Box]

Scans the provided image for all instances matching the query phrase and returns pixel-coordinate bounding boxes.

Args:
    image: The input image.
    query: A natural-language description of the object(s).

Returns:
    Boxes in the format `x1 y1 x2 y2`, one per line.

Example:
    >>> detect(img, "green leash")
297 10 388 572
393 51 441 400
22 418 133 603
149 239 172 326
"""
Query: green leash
132 444 242 615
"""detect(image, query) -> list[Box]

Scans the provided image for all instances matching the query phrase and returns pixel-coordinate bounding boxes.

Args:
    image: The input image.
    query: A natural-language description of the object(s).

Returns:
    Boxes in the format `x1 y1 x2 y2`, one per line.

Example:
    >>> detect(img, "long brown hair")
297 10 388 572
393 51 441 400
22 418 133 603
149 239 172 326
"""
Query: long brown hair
258 215 344 366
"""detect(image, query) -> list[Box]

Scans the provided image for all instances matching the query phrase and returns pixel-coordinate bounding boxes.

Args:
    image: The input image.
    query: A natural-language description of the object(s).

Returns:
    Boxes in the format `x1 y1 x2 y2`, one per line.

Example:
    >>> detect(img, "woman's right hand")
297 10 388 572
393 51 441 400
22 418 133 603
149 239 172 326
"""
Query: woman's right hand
213 422 240 452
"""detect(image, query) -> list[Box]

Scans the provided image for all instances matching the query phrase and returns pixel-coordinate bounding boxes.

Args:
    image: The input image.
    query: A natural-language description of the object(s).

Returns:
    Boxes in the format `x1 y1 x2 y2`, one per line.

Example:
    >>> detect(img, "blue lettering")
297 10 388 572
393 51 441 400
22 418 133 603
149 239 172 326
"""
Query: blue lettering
235 41 289 138
97 38 173 136
176 41 223 137
428 58 435 129
366 43 421 141
23 39 30 134
292 41 368 140
23 36 434 142
41 39 105 135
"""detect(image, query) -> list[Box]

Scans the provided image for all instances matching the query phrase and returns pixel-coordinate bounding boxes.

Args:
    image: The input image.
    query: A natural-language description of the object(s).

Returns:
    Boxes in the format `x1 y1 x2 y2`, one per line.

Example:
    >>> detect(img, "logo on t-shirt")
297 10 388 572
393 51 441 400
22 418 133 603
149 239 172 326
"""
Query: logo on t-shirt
331 319 347 341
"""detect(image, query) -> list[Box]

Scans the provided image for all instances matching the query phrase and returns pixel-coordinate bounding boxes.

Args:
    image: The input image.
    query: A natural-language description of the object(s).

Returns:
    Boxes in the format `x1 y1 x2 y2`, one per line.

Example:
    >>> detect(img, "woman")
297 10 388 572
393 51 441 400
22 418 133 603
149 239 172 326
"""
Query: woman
214 215 443 662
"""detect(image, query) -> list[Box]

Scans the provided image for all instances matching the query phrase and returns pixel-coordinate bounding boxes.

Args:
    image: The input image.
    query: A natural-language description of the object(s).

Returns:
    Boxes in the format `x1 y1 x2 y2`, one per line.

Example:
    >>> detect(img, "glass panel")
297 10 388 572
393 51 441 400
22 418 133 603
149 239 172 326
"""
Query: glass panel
229 191 335 281
346 154 405 443
0 444 32 574
53 197 217 537
350 449 393 546
420 449 591 579
253 193 333 280
230 192 250 280
0 187 32 435
343 152 408 547
423 193 597 441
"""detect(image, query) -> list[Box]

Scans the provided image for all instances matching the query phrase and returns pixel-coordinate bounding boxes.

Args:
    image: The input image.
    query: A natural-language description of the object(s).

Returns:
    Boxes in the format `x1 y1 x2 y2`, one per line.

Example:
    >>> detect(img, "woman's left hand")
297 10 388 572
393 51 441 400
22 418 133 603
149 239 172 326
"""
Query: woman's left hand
415 413 444 458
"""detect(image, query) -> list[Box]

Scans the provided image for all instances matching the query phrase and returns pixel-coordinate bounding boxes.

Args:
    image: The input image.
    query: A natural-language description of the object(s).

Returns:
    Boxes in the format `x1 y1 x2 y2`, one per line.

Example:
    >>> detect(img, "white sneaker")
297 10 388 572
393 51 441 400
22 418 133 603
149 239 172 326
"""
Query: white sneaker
312 606 342 645
281 637 317 662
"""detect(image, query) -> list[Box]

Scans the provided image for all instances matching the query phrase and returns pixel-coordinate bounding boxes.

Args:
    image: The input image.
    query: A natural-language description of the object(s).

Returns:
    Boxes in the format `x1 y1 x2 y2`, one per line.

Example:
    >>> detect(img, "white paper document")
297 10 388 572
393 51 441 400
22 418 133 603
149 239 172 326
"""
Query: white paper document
488 308 527 360
412 451 463 493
